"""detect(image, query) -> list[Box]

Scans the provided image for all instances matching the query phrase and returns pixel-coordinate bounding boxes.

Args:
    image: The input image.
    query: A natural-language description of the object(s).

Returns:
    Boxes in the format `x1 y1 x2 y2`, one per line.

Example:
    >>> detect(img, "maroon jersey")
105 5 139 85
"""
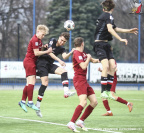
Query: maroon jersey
25 34 42 63
73 50 87 76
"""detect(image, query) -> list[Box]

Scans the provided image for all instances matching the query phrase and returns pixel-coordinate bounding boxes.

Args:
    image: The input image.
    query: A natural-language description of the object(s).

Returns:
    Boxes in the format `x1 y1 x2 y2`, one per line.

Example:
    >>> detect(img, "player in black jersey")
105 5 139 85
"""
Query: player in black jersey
35 32 76 117
93 0 138 100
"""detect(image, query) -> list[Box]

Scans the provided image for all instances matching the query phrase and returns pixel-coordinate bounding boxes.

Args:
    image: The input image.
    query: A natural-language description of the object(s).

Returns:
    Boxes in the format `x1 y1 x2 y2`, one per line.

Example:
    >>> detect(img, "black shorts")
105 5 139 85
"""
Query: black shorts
36 61 59 77
93 41 114 61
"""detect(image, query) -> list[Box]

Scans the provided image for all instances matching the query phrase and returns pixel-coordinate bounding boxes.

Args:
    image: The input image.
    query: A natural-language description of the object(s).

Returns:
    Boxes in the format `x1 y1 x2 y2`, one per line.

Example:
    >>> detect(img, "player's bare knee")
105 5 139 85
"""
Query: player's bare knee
91 100 98 108
80 101 87 107
42 80 48 86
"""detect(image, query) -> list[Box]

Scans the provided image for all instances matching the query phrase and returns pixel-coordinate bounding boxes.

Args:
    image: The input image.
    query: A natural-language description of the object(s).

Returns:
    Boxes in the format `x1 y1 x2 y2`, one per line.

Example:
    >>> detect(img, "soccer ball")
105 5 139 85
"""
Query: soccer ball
64 20 75 31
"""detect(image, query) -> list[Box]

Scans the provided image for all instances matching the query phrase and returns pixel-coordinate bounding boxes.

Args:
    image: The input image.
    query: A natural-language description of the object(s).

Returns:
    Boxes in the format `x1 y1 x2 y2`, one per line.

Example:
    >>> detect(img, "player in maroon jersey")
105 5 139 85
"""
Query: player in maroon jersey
18 25 52 113
98 63 133 116
67 37 99 132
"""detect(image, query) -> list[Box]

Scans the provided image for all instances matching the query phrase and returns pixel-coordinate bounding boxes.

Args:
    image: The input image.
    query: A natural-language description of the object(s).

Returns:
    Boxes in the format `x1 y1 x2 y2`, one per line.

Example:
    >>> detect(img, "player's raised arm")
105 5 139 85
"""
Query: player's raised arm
107 24 128 45
90 58 99 63
62 48 75 60
33 47 52 56
114 27 138 35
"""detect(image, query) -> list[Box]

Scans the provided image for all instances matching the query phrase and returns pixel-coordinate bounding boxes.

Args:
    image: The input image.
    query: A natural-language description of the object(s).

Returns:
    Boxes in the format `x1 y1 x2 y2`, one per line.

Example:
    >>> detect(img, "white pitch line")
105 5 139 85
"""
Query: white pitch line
0 116 122 133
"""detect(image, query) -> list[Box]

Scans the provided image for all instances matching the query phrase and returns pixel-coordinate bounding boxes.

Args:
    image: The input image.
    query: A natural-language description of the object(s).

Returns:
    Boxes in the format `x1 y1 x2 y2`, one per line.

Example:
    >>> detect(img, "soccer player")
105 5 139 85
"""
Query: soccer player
35 32 76 117
93 0 138 99
67 37 99 132
98 66 133 116
18 25 52 113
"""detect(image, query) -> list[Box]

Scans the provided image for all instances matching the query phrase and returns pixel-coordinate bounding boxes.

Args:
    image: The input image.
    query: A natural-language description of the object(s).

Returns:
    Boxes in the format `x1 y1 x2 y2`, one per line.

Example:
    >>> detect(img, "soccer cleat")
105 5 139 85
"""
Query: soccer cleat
64 91 76 98
76 120 88 131
67 122 80 132
102 112 113 116
18 101 27 112
100 91 109 99
127 102 133 112
35 105 42 118
107 91 115 100
27 103 40 111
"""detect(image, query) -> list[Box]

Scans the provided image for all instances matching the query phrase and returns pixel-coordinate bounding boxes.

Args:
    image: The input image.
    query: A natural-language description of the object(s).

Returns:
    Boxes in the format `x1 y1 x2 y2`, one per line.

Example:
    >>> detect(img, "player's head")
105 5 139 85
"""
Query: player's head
101 0 115 12
74 37 84 48
57 32 70 46
36 25 49 39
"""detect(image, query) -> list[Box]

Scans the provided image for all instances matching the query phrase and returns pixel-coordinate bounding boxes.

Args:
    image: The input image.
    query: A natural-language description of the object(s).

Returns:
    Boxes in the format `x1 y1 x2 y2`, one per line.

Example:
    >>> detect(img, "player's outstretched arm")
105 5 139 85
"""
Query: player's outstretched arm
49 53 66 66
62 48 75 60
33 47 52 56
107 24 128 45
90 58 100 63
114 27 138 35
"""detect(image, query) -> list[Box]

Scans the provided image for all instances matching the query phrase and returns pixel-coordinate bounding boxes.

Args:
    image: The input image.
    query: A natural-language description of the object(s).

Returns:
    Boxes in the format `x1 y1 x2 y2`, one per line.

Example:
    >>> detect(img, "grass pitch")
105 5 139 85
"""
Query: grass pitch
0 89 143 133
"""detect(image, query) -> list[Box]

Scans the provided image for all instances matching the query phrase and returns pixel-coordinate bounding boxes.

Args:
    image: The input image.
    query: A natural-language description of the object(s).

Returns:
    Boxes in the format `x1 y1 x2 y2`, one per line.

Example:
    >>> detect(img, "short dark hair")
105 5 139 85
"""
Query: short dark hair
74 37 84 47
60 32 70 40
101 0 115 11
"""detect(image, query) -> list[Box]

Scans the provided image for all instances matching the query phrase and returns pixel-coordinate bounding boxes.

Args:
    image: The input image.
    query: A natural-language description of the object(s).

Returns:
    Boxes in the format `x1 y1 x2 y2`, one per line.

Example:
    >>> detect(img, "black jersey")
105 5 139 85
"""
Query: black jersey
94 12 116 41
37 38 66 64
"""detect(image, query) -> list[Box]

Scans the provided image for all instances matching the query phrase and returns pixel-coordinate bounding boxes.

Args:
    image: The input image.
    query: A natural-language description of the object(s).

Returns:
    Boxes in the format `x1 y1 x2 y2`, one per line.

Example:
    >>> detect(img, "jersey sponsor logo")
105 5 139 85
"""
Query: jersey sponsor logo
110 15 114 20
78 56 83 60
49 41 53 45
35 42 38 46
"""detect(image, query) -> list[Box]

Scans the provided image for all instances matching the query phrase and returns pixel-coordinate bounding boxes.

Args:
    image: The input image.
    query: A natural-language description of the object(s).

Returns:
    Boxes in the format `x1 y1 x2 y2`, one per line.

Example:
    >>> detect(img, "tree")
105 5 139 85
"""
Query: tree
46 0 102 60
0 0 50 60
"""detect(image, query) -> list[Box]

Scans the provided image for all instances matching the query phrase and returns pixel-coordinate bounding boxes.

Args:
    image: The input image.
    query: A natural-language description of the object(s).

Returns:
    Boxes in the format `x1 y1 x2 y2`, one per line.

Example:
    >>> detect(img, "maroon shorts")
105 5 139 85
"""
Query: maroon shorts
110 72 117 92
73 75 95 96
23 58 36 77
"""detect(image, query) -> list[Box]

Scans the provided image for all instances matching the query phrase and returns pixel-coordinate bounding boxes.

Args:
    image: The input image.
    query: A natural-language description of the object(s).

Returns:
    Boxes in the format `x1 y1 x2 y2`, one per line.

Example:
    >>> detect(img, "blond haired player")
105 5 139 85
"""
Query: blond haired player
18 25 52 113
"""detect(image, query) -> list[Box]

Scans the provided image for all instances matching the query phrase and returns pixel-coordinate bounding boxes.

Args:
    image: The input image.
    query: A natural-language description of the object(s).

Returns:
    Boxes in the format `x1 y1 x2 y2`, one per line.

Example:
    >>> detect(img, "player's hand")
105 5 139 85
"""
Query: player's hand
93 59 100 63
47 47 52 54
98 67 102 72
120 39 128 45
59 60 66 67
86 54 91 59
44 44 48 48
129 28 138 35
71 48 75 53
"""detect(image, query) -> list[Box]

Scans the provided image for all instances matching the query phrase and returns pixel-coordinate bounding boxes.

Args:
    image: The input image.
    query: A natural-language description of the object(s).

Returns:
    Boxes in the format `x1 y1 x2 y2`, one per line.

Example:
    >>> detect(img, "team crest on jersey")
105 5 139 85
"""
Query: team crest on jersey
35 42 38 46
78 56 83 60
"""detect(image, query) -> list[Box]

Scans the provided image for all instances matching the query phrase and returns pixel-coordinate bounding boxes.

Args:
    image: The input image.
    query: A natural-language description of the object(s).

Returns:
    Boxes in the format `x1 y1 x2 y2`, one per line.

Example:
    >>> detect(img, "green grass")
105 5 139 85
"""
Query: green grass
0 89 144 133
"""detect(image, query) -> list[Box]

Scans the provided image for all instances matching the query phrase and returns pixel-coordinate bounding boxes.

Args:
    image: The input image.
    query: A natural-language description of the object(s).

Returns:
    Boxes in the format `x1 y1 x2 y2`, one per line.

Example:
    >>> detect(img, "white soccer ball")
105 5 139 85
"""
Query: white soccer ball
64 20 75 31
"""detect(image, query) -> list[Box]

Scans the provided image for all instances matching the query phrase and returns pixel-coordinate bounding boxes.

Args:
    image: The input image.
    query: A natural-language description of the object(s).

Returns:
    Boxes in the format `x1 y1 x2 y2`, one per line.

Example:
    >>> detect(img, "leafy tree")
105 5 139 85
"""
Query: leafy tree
46 0 102 60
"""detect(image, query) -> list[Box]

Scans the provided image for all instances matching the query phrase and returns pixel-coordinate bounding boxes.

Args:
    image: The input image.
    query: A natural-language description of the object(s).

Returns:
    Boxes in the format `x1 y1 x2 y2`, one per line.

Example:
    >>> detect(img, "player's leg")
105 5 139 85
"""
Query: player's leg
19 77 28 112
26 75 39 111
100 59 109 99
35 76 48 117
76 86 97 131
19 59 29 112
102 98 113 116
106 59 116 100
111 91 133 112
110 72 133 112
54 66 75 98
67 94 87 132
76 94 98 131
